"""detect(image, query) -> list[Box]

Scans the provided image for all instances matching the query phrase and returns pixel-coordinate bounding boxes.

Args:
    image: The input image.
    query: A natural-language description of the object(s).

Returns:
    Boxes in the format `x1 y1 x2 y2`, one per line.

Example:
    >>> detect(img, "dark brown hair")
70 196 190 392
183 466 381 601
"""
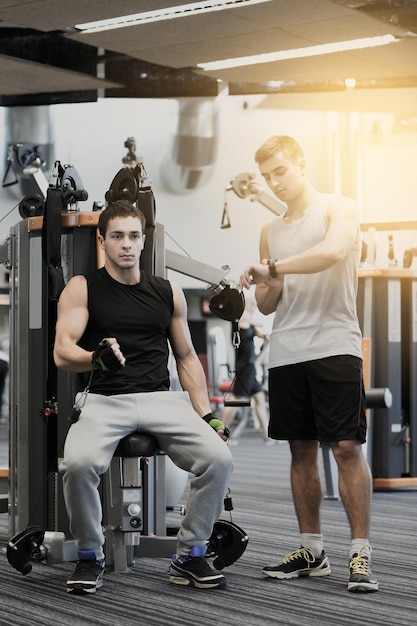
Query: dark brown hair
98 200 146 237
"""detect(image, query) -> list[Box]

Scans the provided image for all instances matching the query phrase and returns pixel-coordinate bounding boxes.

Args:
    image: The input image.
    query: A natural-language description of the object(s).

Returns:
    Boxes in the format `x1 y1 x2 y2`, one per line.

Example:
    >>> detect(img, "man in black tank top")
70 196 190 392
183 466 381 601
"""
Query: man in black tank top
54 200 233 594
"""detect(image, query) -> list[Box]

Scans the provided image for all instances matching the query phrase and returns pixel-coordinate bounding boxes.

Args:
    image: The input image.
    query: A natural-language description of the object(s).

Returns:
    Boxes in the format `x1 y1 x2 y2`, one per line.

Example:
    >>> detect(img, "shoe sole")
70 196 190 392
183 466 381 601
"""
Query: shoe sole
169 574 226 589
348 581 379 593
263 564 331 579
67 580 103 594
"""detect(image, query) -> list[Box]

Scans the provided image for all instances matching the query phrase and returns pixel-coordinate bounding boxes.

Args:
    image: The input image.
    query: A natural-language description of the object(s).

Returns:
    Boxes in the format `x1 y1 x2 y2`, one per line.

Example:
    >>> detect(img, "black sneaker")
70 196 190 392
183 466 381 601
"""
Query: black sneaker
67 551 105 594
348 545 379 593
169 550 226 589
262 547 331 579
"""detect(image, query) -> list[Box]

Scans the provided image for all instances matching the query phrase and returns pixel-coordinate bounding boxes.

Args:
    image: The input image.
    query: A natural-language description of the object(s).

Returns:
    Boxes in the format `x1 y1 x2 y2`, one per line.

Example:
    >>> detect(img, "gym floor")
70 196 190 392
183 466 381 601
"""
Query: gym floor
0 422 415 626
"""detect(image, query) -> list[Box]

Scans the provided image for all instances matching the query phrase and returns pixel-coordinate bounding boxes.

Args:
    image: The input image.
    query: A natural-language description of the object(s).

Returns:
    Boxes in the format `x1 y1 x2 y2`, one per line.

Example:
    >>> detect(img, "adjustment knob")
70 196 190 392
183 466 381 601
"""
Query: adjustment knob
127 503 141 517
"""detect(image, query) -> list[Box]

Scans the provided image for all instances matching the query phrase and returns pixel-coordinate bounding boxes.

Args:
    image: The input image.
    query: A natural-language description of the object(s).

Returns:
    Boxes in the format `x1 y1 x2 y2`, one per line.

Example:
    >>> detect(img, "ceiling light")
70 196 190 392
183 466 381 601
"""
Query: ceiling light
344 77 357 89
197 34 397 71
75 0 272 33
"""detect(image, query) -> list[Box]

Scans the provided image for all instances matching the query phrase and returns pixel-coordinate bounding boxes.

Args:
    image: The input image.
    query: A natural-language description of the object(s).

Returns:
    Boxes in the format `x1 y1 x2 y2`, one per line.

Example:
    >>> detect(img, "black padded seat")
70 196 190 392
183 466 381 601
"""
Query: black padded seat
114 433 159 458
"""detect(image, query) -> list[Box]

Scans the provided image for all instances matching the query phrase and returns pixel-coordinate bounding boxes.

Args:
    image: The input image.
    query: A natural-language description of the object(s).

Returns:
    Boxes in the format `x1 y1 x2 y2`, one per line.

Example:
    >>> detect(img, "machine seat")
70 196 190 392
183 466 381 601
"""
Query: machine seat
114 433 160 458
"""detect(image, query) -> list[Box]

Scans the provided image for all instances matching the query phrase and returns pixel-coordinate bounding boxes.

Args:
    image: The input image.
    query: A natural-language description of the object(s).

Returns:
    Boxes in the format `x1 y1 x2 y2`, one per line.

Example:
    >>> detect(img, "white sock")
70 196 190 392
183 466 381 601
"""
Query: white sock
300 533 324 558
350 539 370 558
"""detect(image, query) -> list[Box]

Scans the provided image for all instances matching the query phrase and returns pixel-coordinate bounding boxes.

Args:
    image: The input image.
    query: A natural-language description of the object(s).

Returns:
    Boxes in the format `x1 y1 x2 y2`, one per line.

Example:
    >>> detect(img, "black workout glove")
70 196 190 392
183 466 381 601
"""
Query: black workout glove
92 338 124 372
202 413 230 438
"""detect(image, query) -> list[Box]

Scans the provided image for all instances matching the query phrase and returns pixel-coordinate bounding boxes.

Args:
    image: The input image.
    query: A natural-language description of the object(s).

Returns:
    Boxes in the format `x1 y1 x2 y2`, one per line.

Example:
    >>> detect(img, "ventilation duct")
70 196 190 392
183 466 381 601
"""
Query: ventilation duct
3 106 53 201
160 99 218 194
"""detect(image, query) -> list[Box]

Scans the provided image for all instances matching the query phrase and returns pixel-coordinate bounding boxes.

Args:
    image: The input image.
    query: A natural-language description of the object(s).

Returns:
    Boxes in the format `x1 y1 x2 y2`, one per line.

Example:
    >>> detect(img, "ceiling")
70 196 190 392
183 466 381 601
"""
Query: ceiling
0 0 416 107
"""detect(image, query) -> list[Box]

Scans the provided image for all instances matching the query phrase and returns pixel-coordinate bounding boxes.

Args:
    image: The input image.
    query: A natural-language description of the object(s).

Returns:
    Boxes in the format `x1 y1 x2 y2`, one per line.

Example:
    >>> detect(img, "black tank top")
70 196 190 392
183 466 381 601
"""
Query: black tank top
79 267 174 395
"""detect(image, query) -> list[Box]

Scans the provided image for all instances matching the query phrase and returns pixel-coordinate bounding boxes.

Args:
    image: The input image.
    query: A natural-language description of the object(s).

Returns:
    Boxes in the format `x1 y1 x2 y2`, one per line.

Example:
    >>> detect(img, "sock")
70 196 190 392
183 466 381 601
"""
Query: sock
174 545 207 562
78 549 97 561
78 549 105 563
300 533 323 558
190 545 207 558
350 539 370 558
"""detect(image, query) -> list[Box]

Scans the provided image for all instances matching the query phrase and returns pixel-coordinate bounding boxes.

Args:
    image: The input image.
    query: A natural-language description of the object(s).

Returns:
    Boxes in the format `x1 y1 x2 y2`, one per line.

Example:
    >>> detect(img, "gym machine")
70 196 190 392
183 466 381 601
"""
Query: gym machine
357 263 417 489
4 147 248 575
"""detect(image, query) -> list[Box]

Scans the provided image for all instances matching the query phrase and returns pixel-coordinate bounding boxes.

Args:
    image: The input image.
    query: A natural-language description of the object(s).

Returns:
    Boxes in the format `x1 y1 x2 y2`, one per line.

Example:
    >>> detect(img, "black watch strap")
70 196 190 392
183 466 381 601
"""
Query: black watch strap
268 258 278 278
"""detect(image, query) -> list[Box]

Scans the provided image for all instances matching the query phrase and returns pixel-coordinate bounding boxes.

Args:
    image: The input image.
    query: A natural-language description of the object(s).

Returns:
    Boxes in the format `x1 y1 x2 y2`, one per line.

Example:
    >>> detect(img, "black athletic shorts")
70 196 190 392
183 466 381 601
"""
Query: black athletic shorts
268 355 367 443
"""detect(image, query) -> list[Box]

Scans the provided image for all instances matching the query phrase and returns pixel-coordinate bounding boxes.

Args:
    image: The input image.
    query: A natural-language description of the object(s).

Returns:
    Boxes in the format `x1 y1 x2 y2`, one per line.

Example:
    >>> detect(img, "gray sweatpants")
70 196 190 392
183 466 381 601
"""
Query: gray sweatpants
60 391 233 560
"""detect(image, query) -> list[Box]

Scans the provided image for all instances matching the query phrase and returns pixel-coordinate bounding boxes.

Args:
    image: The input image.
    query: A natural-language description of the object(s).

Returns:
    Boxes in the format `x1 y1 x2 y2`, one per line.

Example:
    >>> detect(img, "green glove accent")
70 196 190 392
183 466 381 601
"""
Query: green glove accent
208 418 226 432
94 356 109 372
92 338 123 372
202 413 229 436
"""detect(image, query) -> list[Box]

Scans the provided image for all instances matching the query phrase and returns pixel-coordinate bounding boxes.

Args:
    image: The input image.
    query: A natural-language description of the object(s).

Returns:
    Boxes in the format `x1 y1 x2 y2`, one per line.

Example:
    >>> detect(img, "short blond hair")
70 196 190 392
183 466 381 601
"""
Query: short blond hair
254 135 304 165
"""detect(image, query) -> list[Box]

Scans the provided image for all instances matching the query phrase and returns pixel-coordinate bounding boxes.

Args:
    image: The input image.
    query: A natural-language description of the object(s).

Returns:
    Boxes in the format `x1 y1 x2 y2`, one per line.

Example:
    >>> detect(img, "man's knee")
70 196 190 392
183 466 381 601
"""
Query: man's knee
208 443 234 478
290 439 318 464
331 439 363 464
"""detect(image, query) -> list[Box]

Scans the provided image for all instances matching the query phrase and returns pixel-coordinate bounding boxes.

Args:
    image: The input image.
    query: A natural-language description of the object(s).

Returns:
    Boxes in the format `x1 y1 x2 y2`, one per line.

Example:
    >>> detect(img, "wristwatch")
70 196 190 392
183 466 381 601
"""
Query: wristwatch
268 258 278 278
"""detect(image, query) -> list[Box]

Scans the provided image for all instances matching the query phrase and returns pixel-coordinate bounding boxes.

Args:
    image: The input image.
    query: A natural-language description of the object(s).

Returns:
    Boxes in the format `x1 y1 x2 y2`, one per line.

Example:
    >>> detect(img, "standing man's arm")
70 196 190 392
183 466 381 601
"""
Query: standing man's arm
241 196 360 313
239 222 284 315
270 195 360 275
255 223 284 316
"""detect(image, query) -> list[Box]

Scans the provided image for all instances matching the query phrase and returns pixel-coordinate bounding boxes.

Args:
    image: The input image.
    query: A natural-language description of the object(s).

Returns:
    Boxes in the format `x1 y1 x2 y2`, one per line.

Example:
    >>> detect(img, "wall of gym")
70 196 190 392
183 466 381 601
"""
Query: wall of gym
0 95 416 293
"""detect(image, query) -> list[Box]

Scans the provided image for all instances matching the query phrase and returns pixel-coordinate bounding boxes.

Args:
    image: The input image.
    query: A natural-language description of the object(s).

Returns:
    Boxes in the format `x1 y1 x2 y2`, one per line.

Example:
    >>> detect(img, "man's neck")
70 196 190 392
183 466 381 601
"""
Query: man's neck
104 263 141 285
284 185 319 222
